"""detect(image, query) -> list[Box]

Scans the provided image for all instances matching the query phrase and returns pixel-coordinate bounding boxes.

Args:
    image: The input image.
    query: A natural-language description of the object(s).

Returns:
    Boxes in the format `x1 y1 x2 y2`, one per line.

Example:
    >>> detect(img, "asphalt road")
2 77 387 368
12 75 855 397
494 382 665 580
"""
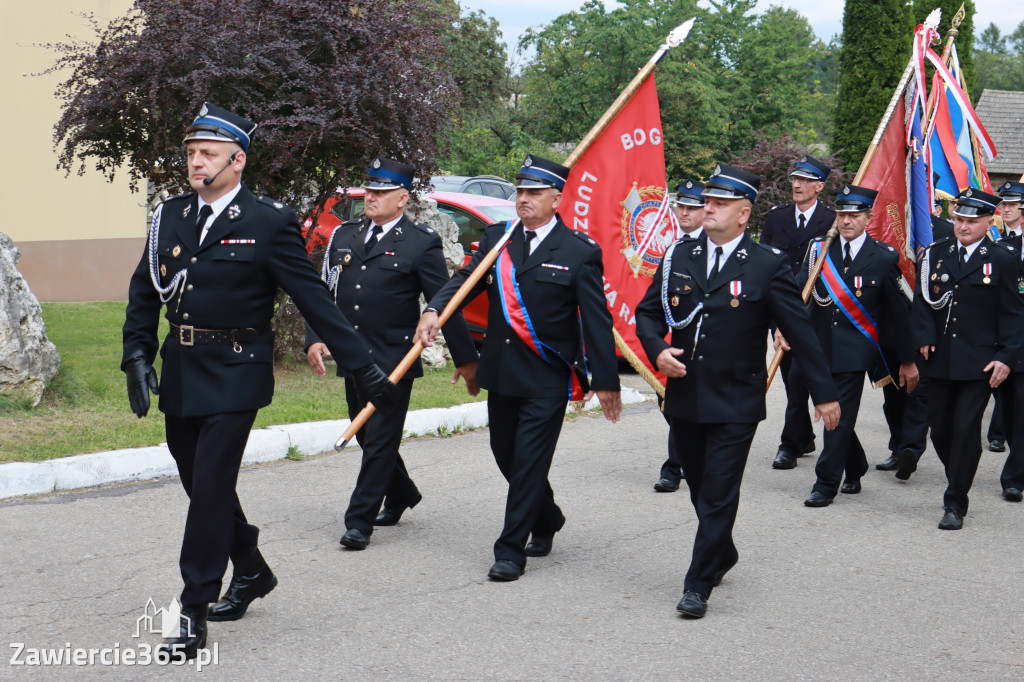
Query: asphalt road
2 373 1021 679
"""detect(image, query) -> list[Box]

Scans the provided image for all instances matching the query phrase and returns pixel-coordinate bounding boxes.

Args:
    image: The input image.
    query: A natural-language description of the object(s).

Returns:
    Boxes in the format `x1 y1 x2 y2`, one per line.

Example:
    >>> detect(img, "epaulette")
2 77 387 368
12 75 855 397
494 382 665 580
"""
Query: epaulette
926 236 951 250
257 195 289 211
994 241 1016 253
884 243 896 253
754 240 783 256
570 229 598 247
767 204 787 213
412 222 436 235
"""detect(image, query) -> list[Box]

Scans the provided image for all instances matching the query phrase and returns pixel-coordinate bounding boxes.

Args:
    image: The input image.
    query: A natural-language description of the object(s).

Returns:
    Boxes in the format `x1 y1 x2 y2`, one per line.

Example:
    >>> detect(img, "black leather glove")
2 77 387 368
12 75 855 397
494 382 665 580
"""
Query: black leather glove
351 363 399 416
125 356 159 418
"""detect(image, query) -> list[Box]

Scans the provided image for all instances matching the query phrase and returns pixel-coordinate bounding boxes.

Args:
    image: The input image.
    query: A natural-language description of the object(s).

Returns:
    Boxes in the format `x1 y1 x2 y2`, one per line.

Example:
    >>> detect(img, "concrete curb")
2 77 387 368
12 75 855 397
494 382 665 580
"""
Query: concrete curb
0 388 648 500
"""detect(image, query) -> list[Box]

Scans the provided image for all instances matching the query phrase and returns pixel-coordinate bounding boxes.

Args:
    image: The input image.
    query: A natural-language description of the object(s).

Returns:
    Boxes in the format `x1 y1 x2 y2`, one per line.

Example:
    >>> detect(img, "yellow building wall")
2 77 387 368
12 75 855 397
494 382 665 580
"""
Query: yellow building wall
1 0 146 301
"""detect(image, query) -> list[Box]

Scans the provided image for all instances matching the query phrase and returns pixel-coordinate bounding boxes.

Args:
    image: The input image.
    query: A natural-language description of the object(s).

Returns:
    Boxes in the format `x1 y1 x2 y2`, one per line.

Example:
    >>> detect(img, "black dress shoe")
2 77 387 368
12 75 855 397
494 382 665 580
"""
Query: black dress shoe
676 591 708 618
938 507 963 530
1003 488 1023 502
895 448 918 481
208 547 278 622
989 439 1006 453
340 528 370 550
798 438 816 455
804 491 832 507
840 479 862 494
772 449 798 470
654 478 680 493
487 560 524 581
374 492 423 526
158 604 208 661
876 455 898 471
524 534 554 557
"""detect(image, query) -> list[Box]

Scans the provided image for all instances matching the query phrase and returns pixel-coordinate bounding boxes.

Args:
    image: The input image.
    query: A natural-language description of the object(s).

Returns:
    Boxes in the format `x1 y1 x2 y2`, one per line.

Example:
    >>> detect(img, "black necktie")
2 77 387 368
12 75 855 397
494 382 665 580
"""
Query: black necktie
709 246 723 282
366 224 383 251
523 229 536 261
798 214 806 230
196 205 213 243
843 242 852 271
959 245 967 267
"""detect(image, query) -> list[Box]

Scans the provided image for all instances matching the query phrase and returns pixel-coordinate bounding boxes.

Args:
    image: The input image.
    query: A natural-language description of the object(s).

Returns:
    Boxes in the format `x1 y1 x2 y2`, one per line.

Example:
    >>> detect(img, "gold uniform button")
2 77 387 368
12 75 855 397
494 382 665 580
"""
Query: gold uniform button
354 305 360 310
505 339 511 344
355 284 361 290
361 265 367 271
182 313 190 320
186 284 194 291
190 257 198 264
354 325 359 331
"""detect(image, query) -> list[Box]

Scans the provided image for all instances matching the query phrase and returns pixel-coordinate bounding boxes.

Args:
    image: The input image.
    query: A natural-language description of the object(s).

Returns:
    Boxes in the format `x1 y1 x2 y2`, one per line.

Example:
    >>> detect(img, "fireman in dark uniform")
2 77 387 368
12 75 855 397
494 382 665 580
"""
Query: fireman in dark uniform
305 156 479 550
780 184 917 507
760 155 836 470
415 154 622 582
911 187 1024 530
122 103 398 658
636 163 840 618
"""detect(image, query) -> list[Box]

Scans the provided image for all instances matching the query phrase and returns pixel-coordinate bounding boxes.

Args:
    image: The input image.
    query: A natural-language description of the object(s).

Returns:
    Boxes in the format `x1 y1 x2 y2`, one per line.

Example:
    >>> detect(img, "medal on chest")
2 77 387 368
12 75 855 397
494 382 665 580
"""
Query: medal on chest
983 262 992 284
729 280 741 307
854 276 862 297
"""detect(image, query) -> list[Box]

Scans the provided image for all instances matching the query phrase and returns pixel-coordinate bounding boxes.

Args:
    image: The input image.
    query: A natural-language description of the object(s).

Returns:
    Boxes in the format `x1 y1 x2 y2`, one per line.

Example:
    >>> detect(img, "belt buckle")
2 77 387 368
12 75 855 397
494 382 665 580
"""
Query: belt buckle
179 325 195 347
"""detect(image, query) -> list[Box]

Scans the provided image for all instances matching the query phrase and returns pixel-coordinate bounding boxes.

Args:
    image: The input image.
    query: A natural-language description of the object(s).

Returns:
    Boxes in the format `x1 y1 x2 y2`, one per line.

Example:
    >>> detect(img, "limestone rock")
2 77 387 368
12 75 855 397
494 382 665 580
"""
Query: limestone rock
0 232 61 407
405 197 464 369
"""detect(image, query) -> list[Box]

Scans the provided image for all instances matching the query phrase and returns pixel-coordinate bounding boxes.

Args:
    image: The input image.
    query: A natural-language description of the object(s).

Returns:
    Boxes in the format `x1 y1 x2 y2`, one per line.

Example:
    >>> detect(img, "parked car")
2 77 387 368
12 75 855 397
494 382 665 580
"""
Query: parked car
302 188 518 340
429 175 516 200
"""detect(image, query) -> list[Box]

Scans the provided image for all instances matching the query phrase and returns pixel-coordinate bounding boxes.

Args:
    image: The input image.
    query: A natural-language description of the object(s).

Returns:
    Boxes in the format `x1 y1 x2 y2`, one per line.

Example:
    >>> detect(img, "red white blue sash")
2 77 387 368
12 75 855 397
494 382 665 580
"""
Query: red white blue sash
816 242 892 384
495 220 585 400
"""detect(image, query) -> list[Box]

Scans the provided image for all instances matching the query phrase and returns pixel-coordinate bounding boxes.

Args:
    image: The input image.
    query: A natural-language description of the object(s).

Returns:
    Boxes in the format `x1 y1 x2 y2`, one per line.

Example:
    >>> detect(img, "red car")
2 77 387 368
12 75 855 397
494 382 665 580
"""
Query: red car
303 187 519 340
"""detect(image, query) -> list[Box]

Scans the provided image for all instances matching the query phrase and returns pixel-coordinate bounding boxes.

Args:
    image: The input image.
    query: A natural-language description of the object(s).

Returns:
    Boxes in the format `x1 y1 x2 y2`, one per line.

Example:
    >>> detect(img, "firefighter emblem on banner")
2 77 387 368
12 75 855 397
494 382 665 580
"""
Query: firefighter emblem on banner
620 183 676 278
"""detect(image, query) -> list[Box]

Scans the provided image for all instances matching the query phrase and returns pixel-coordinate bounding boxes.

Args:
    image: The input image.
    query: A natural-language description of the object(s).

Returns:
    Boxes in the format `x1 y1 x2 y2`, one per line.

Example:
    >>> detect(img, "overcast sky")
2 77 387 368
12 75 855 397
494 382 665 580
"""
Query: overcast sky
461 1 1021 53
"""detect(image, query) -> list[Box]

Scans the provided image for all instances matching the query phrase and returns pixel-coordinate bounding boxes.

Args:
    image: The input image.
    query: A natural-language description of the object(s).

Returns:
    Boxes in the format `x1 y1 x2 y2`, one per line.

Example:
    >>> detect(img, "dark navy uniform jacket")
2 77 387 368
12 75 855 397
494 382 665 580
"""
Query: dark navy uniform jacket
427 217 619 398
123 185 371 417
802 235 914 375
636 232 838 423
305 214 478 377
912 237 1024 381
760 202 836 274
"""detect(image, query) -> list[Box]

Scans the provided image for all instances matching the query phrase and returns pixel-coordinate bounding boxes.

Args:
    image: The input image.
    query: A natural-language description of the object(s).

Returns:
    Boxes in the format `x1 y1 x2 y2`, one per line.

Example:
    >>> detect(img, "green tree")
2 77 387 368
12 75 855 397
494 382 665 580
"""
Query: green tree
438 3 510 115
973 21 1024 99
833 0 913 169
913 0 976 95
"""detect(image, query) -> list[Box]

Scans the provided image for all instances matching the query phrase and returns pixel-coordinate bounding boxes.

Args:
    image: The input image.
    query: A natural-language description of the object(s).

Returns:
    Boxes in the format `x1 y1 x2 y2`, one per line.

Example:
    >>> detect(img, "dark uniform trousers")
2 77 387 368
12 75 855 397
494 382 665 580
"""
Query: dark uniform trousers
761 202 836 454
165 410 259 606
803 236 913 496
655 396 684 485
999 374 1024 490
307 215 478 534
123 186 374 608
912 237 1024 515
488 393 568 564
637 233 838 599
427 218 619 568
344 377 416 533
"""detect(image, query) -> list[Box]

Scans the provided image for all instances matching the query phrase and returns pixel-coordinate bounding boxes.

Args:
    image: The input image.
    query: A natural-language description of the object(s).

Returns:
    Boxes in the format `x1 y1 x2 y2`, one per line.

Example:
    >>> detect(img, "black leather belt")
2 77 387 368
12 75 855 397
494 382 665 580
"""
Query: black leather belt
169 322 271 347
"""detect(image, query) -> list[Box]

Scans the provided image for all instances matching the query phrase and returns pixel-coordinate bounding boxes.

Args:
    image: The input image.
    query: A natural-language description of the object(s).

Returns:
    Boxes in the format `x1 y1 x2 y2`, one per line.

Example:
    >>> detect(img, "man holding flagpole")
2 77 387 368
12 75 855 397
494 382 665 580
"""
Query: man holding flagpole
415 154 622 582
779 184 918 507
636 164 840 619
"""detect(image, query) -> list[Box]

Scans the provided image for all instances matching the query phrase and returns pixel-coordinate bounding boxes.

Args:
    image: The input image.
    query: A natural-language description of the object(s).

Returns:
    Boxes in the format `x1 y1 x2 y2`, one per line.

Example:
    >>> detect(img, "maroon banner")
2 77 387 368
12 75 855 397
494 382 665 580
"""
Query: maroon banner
863 95 915 284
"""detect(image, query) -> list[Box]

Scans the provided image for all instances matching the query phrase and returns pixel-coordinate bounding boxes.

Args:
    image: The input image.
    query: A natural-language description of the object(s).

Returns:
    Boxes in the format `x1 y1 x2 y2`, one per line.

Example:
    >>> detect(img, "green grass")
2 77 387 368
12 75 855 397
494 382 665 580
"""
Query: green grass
0 302 485 463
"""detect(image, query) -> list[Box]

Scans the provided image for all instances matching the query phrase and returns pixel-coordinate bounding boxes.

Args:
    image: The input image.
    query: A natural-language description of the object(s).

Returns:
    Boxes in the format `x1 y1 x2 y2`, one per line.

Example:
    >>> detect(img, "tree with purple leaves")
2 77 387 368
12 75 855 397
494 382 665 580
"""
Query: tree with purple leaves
46 0 460 221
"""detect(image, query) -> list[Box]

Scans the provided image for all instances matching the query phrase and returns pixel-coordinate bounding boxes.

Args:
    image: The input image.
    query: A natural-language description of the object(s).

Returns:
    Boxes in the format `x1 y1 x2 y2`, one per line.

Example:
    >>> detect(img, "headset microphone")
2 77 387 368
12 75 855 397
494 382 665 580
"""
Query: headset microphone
202 152 238 186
